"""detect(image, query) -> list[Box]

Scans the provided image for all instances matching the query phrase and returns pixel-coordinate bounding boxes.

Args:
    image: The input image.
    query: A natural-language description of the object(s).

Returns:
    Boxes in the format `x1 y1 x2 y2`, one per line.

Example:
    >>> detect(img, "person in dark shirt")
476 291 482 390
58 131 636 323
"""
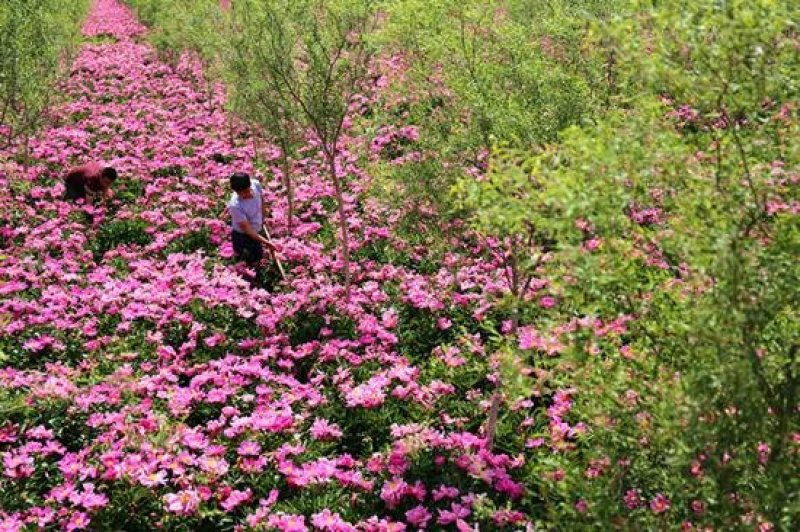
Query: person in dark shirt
63 163 117 203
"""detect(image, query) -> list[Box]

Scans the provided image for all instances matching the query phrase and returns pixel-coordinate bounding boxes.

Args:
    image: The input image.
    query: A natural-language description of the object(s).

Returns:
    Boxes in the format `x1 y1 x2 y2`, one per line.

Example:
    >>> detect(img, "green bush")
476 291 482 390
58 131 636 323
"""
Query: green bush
0 0 89 150
164 227 215 256
92 218 153 259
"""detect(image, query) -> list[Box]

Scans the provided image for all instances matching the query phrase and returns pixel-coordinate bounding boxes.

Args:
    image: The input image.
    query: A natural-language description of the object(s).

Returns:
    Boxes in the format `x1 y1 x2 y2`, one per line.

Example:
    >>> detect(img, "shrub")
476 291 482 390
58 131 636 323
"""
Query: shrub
92 218 153 259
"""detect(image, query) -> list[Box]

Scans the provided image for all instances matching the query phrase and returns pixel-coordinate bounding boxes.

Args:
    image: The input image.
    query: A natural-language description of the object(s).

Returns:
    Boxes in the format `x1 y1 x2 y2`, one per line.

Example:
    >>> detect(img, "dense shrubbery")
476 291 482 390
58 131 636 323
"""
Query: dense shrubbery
0 0 89 151
91 218 153 259
454 1 800 526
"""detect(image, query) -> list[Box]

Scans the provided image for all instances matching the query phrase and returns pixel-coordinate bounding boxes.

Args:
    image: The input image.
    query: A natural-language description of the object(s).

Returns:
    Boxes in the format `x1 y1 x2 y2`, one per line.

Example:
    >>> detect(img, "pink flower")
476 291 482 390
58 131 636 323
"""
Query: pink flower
26 426 54 440
381 309 398 328
181 430 208 450
525 437 545 448
164 489 201 516
311 509 354 531
221 489 251 512
139 470 167 487
690 500 705 515
539 296 556 308
69 484 108 511
0 514 24 532
432 485 459 501
623 489 641 509
583 237 601 251
650 493 671 514
65 512 91 531
405 505 431 528
198 454 229 476
204 332 225 347
380 477 408 509
238 440 261 456
267 513 308 531
575 499 588 514
310 418 343 441
344 376 388 408
23 335 57 352
757 441 770 465
437 502 470 525
492 509 525 526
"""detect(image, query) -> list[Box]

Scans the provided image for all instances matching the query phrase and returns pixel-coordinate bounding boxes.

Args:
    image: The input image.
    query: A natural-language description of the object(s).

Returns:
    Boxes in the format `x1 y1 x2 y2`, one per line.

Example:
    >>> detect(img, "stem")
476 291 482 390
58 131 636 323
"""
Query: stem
282 153 294 233
721 107 763 212
484 385 503 451
486 249 521 451
327 151 351 301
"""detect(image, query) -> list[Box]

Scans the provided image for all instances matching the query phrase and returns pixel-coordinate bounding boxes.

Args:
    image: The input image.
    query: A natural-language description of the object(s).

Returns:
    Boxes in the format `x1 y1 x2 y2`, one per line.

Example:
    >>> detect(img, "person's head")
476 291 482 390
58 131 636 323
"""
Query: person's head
100 167 118 188
230 172 253 198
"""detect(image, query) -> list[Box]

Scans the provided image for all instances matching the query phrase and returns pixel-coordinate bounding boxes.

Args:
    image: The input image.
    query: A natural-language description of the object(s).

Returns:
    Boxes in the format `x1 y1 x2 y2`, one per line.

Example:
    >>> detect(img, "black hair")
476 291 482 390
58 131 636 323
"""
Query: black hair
101 167 118 181
230 172 251 192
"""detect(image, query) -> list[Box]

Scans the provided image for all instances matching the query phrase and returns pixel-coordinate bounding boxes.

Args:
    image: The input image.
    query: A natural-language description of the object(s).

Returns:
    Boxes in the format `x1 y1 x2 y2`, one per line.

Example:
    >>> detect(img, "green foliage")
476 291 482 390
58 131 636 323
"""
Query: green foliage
378 0 607 146
151 164 187 178
91 218 153 260
0 0 89 148
606 0 800 117
164 227 215 256
450 0 800 527
231 0 375 153
113 176 146 205
370 0 627 208
125 0 226 68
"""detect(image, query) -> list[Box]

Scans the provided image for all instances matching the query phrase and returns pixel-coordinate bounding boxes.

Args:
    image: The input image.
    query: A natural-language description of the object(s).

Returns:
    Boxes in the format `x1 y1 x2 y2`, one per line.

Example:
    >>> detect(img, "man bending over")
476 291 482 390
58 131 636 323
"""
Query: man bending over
64 162 117 203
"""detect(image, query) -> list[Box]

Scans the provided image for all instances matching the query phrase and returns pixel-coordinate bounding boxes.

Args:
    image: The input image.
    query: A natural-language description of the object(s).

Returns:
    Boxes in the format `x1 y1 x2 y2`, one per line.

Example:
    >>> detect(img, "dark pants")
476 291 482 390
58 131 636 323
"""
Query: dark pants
64 178 87 201
231 230 264 265
232 230 271 289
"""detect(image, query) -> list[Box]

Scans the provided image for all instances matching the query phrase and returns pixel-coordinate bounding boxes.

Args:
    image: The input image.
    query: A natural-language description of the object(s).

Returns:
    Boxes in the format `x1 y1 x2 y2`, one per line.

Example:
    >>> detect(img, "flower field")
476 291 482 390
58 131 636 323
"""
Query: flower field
0 0 798 530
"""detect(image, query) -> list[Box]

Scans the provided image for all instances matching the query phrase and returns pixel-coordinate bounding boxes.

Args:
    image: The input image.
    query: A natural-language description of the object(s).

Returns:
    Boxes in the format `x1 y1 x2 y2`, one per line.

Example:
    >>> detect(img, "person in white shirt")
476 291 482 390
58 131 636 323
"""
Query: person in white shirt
228 172 273 282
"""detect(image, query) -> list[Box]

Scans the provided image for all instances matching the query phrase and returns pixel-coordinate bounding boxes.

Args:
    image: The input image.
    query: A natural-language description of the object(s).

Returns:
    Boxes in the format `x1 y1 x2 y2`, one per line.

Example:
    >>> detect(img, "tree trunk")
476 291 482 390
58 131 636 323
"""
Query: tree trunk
22 135 30 174
327 152 351 302
484 385 503 450
282 155 294 233
484 254 521 450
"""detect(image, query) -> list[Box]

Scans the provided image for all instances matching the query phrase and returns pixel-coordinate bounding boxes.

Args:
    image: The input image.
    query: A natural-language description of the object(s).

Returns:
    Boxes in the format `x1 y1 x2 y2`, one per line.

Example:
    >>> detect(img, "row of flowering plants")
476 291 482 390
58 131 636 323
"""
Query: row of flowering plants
0 1 550 530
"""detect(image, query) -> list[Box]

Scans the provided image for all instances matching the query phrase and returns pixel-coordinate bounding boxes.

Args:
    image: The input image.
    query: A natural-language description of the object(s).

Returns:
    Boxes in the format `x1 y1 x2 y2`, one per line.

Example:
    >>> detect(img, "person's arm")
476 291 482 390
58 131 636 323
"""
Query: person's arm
237 220 274 250
87 187 112 205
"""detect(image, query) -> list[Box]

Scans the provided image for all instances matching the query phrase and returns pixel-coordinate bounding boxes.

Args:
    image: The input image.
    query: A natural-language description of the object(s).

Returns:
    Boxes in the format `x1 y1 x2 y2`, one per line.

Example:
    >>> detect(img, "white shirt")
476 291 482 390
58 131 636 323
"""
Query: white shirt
228 180 264 233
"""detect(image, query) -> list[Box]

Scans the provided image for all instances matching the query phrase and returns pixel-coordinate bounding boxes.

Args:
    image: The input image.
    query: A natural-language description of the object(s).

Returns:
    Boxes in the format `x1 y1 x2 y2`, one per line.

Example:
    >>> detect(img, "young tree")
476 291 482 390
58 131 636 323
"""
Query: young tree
226 21 303 232
453 147 562 449
372 0 621 210
0 0 87 160
230 0 376 299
